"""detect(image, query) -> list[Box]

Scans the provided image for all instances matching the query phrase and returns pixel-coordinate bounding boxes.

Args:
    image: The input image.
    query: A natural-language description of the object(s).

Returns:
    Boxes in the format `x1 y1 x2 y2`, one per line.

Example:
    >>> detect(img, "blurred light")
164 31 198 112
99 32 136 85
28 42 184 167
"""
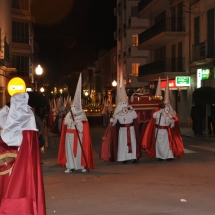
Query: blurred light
40 87 45 92
112 80 117 87
35 65 43 75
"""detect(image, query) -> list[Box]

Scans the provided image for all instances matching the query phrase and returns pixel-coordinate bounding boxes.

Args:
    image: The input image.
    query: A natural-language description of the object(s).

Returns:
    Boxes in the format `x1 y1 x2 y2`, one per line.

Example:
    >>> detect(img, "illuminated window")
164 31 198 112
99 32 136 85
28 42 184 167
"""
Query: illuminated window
131 35 138 46
132 63 139 76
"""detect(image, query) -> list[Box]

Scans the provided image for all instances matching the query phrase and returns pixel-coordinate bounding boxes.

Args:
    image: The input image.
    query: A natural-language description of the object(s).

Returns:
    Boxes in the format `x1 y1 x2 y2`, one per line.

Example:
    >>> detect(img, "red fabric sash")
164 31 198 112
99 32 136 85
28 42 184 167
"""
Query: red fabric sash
119 122 134 153
66 129 79 157
155 124 168 129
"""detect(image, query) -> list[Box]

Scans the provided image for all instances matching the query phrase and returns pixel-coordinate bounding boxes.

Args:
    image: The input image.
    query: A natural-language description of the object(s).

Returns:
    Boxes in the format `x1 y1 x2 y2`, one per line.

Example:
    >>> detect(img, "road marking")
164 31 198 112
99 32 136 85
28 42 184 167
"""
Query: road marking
189 145 215 152
184 149 196 153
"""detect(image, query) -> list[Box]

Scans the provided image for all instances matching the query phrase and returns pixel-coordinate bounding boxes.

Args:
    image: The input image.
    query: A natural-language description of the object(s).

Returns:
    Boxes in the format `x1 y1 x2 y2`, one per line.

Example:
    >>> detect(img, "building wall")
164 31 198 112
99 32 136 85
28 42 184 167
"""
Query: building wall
0 0 13 107
117 0 148 88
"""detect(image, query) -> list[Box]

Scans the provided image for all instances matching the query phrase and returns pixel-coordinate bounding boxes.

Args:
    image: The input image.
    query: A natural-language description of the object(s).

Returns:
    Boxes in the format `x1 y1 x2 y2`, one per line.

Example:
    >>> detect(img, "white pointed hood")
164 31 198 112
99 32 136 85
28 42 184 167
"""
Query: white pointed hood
164 76 170 104
71 73 87 120
164 76 176 117
1 93 37 146
114 72 128 115
155 77 162 96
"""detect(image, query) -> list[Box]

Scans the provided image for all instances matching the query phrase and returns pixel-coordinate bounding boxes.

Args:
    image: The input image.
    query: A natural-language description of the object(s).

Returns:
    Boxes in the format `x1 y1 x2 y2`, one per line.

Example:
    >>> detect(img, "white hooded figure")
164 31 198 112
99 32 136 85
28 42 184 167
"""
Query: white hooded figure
153 77 176 160
63 73 89 173
1 93 37 146
58 96 67 133
110 72 138 163
0 105 9 136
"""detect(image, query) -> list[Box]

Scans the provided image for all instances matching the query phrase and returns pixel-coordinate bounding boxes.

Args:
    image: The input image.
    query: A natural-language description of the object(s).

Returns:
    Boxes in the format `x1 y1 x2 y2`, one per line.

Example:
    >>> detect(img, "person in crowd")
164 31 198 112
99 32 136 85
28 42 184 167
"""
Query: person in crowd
0 92 46 214
57 73 95 173
190 103 205 135
142 77 184 161
208 104 215 135
100 73 141 164
58 96 67 134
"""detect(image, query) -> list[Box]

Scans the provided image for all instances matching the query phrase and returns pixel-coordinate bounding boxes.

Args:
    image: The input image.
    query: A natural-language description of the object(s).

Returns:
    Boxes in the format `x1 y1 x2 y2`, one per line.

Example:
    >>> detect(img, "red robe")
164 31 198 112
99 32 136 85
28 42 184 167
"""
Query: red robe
100 118 142 162
0 130 46 215
57 120 95 170
142 116 184 158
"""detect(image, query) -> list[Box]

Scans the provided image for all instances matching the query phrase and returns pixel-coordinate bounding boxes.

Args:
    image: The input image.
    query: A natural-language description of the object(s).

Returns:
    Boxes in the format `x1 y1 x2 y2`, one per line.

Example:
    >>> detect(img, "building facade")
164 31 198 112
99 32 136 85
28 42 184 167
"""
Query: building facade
137 0 198 125
116 0 149 89
0 0 35 107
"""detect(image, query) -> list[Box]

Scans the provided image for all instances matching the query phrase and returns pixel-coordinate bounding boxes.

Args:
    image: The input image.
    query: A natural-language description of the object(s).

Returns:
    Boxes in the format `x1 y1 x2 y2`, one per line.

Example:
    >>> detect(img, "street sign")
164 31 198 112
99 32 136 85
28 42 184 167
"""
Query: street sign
8 77 26 96
175 76 190 86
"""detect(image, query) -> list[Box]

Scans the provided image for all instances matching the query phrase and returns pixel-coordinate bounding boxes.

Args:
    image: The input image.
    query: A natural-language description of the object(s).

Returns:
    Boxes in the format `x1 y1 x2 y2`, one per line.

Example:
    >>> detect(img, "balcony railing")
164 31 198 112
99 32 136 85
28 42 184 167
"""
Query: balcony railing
138 0 153 13
139 17 185 45
139 58 185 76
192 41 215 61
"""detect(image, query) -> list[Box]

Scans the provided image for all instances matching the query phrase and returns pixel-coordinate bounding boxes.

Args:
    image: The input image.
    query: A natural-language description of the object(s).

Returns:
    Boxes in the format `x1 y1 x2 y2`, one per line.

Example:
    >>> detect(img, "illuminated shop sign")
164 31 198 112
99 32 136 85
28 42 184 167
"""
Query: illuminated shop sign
175 76 190 86
197 68 210 88
201 68 210 80
161 79 184 89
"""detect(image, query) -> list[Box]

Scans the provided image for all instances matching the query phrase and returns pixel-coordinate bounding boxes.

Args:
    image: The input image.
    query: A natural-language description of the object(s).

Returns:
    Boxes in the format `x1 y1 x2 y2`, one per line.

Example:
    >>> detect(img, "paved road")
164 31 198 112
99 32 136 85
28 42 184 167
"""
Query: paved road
41 126 215 215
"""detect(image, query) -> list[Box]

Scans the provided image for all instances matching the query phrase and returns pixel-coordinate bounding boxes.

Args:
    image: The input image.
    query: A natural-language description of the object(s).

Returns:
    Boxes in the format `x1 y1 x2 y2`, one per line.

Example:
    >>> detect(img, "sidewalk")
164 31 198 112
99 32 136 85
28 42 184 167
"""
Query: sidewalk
180 125 215 140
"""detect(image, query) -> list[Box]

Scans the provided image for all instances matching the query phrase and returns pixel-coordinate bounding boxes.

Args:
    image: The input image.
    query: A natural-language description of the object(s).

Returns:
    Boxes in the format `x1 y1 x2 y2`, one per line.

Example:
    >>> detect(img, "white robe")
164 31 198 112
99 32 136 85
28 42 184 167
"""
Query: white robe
112 109 137 162
153 110 175 159
64 112 86 170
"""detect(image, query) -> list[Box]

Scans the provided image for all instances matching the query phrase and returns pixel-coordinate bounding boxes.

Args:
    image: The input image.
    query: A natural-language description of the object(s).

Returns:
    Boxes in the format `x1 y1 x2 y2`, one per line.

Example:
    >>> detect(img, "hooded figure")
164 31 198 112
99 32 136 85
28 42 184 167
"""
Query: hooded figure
0 92 46 215
142 77 184 160
57 73 95 173
58 95 67 133
100 72 141 163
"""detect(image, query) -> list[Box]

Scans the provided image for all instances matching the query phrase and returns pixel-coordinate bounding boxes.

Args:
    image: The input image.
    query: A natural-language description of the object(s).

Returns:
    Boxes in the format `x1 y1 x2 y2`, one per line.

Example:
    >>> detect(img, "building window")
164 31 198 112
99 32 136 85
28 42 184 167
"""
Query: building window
132 63 139 76
12 22 29 44
12 55 29 77
131 35 138 46
194 16 200 45
12 0 29 10
131 6 138 16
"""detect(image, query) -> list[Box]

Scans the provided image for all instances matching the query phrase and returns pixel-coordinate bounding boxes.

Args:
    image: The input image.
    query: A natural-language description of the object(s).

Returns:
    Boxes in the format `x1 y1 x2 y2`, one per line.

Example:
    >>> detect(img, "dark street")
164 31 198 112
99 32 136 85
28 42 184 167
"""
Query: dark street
41 126 215 215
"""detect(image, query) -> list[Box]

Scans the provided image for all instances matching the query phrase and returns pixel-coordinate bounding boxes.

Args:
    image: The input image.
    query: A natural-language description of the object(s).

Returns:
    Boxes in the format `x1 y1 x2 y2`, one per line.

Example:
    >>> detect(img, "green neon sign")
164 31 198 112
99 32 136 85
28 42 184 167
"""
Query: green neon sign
175 76 190 86
201 68 210 80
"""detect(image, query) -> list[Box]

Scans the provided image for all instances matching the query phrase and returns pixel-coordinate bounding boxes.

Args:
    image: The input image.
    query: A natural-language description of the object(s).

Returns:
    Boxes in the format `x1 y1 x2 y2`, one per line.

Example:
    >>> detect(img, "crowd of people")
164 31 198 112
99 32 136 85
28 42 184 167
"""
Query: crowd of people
2 73 207 214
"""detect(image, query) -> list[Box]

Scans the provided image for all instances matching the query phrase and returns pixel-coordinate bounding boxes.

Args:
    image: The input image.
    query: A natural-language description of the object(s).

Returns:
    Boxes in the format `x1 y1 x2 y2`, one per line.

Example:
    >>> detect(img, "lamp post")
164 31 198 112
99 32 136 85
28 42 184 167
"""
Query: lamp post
35 65 43 91
112 80 117 87
40 87 45 93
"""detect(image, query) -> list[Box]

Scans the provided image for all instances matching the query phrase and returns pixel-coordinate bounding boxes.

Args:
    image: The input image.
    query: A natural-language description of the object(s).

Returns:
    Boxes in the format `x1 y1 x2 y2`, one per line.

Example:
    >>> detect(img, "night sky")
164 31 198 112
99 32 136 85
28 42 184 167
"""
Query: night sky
33 0 116 81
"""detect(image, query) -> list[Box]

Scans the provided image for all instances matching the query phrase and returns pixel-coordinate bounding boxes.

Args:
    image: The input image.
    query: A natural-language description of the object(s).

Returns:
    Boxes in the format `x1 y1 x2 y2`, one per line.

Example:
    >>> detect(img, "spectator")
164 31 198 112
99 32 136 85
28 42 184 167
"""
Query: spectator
208 104 215 135
190 104 205 135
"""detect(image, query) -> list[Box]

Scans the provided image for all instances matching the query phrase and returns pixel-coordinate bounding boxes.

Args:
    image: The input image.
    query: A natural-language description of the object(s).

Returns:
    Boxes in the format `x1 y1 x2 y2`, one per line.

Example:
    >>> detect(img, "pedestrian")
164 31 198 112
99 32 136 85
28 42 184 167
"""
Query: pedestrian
0 92 46 214
142 77 184 161
100 73 141 164
57 73 95 173
58 95 67 134
208 104 215 135
31 107 45 148
190 103 205 135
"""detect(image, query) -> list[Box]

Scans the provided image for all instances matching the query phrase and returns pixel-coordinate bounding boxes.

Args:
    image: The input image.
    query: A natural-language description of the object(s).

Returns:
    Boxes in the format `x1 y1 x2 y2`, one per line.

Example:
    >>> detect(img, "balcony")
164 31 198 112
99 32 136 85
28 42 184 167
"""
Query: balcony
127 45 148 58
138 17 186 50
127 16 148 30
192 41 215 65
138 58 186 81
138 0 167 19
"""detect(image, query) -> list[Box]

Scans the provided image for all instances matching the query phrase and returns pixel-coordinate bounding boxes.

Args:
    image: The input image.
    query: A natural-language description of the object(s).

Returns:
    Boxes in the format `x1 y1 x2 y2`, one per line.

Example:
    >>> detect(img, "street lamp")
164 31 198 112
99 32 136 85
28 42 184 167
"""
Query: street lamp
35 65 43 75
112 80 117 87
40 87 45 93
35 65 43 91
